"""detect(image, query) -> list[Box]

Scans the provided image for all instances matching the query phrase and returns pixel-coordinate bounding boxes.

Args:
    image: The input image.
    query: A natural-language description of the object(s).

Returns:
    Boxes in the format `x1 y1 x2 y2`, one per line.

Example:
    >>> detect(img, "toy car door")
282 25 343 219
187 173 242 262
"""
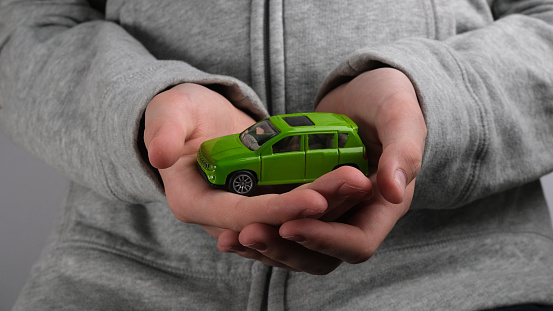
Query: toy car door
260 135 305 184
305 133 339 180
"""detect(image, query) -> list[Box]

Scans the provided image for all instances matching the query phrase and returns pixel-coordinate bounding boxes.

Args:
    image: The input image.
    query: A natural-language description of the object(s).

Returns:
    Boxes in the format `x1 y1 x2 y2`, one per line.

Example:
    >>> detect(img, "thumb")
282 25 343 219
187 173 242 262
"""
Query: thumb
351 68 426 204
376 140 423 204
143 92 191 170
144 116 186 169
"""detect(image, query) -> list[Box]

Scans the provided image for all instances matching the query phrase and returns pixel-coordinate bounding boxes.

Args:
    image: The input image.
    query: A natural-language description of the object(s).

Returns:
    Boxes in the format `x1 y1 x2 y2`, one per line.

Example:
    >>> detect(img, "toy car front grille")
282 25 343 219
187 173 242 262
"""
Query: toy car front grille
197 151 209 170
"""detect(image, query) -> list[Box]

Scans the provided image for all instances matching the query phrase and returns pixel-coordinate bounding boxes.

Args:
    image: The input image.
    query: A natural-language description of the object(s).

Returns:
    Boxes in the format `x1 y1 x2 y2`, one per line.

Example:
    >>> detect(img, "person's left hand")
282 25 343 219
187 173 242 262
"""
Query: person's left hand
218 68 426 274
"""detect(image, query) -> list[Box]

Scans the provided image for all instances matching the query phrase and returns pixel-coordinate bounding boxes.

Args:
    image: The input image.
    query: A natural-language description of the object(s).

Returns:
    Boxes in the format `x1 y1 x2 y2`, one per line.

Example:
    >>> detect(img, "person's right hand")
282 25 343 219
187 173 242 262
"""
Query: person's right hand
143 83 372 253
222 68 426 274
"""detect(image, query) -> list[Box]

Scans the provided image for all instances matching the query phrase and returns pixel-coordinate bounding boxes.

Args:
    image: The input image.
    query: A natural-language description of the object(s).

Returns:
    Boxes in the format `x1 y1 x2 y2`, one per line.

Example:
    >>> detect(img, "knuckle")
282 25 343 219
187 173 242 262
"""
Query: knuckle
236 250 265 262
173 213 193 224
334 165 361 177
344 247 376 265
152 86 196 114
166 200 193 224
400 141 424 178
270 252 291 264
402 140 424 160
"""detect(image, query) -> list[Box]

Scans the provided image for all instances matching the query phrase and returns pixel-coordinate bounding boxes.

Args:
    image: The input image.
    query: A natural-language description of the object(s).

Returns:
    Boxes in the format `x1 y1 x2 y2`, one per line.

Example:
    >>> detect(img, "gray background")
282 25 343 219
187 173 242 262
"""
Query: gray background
1 132 553 310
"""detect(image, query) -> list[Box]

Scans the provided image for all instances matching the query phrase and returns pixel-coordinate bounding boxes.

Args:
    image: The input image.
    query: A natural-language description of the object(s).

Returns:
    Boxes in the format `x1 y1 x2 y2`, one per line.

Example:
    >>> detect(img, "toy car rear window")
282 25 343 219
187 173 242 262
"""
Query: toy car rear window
338 133 349 148
282 116 315 127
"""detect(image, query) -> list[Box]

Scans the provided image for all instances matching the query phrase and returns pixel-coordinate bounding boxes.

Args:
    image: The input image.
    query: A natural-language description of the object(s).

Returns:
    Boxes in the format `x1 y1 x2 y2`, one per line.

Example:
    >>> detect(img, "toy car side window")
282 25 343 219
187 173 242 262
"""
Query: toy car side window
338 133 349 148
273 135 302 153
308 133 334 150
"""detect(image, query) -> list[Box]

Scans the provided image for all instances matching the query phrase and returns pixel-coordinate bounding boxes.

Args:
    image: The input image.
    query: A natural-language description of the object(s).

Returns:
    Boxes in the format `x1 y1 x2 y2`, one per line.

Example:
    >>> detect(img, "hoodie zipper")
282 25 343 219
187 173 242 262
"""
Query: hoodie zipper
263 0 273 114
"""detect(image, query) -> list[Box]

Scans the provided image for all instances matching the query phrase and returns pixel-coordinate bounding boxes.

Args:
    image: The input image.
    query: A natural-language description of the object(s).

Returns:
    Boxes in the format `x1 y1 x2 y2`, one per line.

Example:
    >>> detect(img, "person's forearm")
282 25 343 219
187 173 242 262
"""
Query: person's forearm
315 0 553 210
0 0 265 204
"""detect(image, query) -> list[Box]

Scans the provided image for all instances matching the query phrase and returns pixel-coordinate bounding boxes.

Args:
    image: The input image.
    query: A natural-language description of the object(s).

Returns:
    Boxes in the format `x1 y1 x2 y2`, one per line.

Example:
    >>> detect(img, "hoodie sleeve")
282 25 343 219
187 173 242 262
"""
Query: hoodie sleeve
316 0 553 210
0 0 266 204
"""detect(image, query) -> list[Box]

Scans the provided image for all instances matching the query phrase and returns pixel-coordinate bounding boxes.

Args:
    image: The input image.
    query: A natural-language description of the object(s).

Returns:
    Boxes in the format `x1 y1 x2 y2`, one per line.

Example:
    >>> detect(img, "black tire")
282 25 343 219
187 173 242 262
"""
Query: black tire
227 171 257 195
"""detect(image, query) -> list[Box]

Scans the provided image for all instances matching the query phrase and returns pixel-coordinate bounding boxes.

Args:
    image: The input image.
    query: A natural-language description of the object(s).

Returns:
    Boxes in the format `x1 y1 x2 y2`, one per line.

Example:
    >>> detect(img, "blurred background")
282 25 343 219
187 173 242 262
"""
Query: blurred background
1 132 553 310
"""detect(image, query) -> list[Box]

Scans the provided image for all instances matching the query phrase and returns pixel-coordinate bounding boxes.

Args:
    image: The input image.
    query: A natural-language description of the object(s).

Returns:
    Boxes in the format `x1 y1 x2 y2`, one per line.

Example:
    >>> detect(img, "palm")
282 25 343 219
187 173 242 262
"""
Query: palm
144 84 368 243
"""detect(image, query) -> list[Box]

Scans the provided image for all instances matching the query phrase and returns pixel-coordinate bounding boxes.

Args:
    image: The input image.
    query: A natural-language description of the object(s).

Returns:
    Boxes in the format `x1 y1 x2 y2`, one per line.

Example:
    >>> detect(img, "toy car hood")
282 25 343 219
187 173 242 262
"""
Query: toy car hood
200 134 251 162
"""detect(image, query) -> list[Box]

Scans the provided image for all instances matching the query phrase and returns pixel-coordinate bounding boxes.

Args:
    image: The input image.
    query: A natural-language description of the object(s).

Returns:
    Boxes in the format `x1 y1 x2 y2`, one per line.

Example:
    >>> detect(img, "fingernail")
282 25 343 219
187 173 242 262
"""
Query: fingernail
227 245 246 253
245 242 267 251
282 235 306 243
337 182 364 196
299 209 324 218
395 170 407 198
395 170 407 189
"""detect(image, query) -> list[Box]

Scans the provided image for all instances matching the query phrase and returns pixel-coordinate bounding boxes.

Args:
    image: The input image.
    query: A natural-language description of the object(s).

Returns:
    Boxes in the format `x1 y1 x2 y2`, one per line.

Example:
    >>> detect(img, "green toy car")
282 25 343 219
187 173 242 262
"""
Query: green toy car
197 112 368 195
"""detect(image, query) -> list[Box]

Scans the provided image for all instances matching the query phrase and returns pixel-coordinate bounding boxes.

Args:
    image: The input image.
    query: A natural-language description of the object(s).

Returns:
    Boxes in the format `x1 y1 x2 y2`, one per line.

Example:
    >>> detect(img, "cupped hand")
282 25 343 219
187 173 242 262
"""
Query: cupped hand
222 68 427 274
317 67 426 205
143 83 372 239
229 178 412 274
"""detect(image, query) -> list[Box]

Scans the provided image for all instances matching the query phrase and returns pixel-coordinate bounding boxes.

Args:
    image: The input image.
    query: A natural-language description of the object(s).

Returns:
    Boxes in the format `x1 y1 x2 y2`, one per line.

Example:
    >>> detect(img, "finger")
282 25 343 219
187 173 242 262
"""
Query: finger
217 229 248 253
196 188 328 230
166 167 329 232
281 220 372 264
144 117 186 169
217 229 300 271
320 69 426 204
295 166 373 221
280 181 413 264
200 224 225 239
347 69 425 204
169 165 373 232
144 90 193 169
374 97 426 204
239 223 342 275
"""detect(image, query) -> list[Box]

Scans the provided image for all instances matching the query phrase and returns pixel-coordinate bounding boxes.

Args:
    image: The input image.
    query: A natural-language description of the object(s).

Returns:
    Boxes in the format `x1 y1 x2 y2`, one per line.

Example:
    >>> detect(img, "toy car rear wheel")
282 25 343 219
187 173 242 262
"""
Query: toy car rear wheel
227 171 257 195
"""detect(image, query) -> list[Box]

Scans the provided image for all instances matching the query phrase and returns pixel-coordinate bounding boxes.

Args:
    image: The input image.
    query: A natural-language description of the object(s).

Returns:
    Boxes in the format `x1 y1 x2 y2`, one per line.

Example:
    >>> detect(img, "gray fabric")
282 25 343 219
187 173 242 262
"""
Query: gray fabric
1 0 552 310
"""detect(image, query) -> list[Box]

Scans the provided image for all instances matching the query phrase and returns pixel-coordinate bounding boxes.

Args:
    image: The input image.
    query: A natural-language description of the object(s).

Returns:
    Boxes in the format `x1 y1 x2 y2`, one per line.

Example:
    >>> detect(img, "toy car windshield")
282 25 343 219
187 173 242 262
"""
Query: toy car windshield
239 119 280 151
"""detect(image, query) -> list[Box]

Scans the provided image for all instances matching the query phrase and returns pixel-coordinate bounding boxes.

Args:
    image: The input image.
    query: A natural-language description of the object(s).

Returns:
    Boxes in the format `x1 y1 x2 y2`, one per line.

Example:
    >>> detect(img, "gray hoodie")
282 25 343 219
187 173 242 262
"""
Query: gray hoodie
1 0 553 310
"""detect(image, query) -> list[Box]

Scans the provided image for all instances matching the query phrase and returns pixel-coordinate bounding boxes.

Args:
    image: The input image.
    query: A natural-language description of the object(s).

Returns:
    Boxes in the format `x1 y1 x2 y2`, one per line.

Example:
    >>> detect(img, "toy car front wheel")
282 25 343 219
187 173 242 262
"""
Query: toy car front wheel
227 171 257 195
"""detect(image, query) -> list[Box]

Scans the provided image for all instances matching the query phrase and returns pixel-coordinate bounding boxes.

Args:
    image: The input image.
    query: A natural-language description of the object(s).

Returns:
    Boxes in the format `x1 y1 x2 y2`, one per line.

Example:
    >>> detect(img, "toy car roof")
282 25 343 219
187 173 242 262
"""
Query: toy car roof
268 113 358 133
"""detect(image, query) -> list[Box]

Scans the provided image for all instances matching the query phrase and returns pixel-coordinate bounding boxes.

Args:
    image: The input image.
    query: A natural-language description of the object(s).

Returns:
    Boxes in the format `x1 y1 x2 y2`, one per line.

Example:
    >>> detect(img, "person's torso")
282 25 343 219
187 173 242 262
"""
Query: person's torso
105 0 493 113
